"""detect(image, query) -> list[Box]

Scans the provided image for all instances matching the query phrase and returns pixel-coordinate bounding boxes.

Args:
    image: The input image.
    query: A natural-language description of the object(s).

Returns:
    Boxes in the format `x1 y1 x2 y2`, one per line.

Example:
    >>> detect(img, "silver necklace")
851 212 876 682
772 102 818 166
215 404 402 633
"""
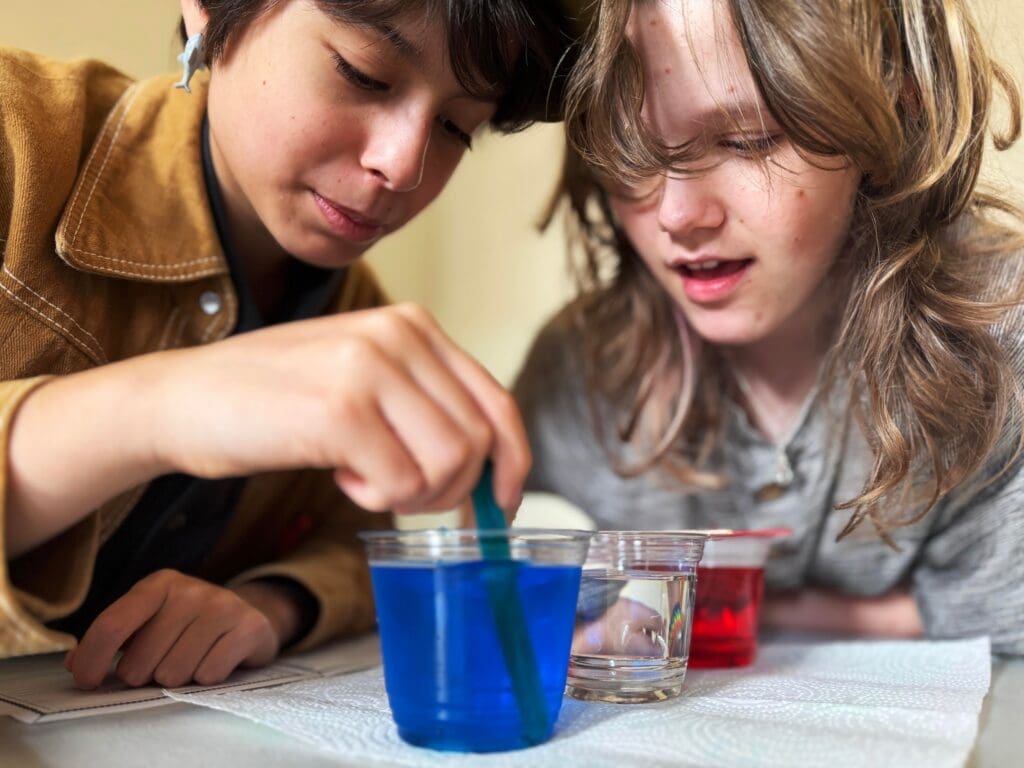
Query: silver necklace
731 365 819 501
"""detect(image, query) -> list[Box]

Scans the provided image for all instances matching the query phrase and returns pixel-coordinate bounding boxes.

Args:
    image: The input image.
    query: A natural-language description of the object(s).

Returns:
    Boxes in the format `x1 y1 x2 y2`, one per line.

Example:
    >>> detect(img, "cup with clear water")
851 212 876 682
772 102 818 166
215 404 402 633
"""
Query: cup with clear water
567 530 707 703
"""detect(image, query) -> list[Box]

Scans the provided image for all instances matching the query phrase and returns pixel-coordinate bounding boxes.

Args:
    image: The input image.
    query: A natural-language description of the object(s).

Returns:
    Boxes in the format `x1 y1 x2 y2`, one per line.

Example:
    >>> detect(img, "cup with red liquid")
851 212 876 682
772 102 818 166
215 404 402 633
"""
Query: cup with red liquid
689 528 791 668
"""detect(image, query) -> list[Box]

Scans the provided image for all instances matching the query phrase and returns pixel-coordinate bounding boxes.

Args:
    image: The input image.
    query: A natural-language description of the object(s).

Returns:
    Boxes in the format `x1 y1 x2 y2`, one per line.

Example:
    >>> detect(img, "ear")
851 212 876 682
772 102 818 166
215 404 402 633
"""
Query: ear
180 0 209 38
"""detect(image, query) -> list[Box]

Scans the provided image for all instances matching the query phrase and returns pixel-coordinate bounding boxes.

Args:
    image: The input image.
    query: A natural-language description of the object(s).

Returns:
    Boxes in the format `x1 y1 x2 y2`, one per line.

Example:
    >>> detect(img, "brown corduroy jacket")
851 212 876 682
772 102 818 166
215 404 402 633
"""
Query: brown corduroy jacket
0 48 387 659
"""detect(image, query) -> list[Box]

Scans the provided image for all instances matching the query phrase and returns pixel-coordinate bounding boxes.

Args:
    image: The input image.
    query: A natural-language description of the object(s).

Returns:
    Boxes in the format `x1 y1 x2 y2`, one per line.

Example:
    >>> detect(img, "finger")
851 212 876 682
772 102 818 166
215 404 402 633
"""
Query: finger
71 574 171 690
572 621 607 654
64 647 76 671
193 615 278 687
151 610 235 689
398 465 478 518
340 351 479 511
330 400 426 511
612 599 665 655
391 304 531 511
115 581 212 687
354 315 493 514
375 369 484 513
378 309 501 514
378 310 494 447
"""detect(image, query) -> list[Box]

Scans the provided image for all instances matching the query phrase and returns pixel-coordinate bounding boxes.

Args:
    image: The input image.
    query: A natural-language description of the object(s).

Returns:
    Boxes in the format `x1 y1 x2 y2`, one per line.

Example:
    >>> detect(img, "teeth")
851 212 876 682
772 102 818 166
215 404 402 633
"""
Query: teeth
687 260 721 271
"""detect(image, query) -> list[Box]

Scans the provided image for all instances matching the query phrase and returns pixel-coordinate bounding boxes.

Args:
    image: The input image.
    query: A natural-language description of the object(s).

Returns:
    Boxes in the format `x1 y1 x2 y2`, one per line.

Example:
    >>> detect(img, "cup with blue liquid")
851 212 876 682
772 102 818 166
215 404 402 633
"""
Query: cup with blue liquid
360 528 591 753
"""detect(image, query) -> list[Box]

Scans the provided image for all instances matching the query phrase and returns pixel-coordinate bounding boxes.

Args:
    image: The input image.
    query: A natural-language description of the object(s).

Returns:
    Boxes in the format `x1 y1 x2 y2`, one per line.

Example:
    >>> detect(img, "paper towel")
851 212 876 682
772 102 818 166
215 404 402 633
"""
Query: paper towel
168 637 991 768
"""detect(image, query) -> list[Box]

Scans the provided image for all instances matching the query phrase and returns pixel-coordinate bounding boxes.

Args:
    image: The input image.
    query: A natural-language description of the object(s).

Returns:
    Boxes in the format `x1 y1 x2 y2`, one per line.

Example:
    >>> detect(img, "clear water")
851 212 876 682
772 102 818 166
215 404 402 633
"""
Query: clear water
568 569 696 702
371 560 581 752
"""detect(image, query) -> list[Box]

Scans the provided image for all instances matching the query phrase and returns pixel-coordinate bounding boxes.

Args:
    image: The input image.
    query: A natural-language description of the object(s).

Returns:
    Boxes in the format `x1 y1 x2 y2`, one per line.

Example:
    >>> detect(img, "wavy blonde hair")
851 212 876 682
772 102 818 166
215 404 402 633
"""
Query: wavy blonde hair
557 0 1024 540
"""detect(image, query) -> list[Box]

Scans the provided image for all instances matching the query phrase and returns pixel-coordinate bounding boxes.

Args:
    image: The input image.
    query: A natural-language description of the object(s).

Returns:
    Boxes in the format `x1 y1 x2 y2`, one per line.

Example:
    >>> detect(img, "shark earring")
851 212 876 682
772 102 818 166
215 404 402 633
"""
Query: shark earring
174 32 205 94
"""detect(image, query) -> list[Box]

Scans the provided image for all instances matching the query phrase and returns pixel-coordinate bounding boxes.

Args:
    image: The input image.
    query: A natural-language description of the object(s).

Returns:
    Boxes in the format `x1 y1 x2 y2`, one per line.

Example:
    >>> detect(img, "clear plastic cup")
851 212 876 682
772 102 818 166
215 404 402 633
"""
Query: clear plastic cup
690 528 791 668
360 528 591 753
566 531 707 703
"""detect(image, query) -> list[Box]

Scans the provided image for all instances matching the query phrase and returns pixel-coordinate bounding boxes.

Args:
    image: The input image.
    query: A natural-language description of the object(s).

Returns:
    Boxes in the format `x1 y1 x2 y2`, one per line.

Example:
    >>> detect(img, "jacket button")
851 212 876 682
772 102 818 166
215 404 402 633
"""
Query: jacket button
199 291 222 315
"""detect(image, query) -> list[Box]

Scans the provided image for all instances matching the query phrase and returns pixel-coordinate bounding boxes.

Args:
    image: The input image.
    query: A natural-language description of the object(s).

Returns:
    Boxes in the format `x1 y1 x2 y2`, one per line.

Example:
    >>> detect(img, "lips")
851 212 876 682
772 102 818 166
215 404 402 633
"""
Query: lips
676 259 752 279
312 192 385 243
669 257 753 303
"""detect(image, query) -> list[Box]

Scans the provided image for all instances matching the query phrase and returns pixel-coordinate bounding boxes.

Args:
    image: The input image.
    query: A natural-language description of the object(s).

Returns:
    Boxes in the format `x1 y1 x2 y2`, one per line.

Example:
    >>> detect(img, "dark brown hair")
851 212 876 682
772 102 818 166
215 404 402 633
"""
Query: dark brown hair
181 0 578 131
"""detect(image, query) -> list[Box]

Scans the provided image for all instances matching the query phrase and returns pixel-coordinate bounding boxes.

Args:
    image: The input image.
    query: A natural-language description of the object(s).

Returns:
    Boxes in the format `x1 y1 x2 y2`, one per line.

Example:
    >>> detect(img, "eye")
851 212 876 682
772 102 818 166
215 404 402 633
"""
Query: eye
332 52 388 93
608 172 662 203
439 117 473 149
719 133 782 156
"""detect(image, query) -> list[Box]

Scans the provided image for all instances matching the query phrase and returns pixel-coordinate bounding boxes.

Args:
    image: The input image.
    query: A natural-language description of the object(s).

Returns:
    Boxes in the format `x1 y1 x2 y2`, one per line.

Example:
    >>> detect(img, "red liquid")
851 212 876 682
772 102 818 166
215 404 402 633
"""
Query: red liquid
690 566 764 668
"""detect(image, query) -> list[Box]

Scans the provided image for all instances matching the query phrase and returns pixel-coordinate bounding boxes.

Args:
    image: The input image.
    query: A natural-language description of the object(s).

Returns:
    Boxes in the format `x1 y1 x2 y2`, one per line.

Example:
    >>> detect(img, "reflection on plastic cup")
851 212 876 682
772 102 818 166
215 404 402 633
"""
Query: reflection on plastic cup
567 531 707 704
360 528 591 753
690 528 790 669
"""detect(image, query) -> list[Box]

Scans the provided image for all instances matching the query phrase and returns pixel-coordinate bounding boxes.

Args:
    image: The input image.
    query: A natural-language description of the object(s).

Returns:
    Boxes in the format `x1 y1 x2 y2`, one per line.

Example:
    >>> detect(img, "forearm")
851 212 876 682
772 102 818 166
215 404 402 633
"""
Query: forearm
5 354 172 558
761 588 924 639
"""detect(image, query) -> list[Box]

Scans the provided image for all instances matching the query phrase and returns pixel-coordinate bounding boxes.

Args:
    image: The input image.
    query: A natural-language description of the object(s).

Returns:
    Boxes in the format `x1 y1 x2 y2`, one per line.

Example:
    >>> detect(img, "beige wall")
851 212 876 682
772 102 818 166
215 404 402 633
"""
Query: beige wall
976 3 1024 190
2 0 1022 391
1 2 183 78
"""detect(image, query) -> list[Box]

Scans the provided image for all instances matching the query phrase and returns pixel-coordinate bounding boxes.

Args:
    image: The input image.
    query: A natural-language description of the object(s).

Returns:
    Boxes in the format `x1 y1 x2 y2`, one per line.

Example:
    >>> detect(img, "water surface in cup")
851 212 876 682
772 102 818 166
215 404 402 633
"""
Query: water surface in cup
372 559 581 752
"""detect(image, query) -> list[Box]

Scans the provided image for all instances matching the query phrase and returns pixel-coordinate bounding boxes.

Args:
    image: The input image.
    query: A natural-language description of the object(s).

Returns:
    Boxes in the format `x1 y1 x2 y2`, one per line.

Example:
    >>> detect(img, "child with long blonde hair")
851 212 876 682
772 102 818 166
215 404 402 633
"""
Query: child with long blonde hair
516 0 1024 652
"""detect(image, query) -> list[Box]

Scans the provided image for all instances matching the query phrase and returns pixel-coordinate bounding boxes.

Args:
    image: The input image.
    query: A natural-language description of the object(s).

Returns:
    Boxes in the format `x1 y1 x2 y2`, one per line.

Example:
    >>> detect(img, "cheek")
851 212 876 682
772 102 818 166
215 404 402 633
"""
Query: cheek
611 199 662 264
419 147 463 203
758 173 857 265
213 66 350 187
262 96 345 176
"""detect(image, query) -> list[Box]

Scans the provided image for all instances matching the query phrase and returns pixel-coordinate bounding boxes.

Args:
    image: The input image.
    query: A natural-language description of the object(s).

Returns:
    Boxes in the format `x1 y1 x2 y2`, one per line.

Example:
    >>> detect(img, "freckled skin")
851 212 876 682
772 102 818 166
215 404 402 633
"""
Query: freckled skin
612 0 861 350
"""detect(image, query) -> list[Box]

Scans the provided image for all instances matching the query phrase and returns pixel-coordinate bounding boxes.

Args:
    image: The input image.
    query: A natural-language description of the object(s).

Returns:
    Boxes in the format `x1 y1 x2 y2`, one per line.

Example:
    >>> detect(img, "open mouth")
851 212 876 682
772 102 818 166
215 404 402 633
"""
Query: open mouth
670 258 754 303
675 259 754 280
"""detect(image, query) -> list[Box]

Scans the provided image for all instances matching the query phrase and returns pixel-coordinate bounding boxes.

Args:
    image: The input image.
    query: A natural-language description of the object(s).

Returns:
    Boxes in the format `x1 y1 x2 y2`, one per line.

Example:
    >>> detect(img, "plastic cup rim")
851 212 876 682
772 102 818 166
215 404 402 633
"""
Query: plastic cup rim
358 527 595 543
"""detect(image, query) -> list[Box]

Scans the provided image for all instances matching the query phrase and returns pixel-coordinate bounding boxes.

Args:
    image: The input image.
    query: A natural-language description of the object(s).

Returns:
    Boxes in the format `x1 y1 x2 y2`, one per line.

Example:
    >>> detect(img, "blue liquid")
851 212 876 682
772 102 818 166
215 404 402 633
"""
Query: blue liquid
371 560 582 753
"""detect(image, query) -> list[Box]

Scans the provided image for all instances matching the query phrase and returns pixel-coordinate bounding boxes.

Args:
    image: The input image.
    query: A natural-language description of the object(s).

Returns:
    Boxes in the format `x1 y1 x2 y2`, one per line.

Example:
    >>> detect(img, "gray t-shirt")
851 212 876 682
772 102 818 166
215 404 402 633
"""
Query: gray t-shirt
514 305 1024 656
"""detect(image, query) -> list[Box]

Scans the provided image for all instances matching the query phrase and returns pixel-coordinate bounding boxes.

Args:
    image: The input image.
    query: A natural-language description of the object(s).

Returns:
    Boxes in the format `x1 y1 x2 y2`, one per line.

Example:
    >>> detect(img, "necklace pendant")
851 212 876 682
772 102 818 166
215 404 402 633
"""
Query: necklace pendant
754 452 794 503
754 483 786 502
774 451 794 487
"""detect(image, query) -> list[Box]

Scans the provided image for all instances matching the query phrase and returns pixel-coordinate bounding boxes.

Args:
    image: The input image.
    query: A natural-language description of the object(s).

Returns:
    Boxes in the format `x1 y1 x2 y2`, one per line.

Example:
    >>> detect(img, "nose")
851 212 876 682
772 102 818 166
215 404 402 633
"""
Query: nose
657 174 726 239
361 110 432 193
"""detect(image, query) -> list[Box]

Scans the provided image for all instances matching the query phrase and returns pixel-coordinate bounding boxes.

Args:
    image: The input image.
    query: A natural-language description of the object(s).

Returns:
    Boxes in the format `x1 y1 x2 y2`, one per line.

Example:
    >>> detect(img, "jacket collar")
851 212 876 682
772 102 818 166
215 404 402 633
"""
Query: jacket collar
55 71 228 283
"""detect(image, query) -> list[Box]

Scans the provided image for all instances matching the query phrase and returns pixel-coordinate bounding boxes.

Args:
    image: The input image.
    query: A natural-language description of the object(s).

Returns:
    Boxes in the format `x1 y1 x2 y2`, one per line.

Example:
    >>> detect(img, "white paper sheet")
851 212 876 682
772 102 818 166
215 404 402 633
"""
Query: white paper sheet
0 633 381 723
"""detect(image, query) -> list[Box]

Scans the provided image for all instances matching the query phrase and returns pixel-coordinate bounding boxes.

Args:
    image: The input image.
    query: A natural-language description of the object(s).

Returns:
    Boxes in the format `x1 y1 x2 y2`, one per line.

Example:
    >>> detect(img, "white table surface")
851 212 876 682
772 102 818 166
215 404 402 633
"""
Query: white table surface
1 657 1019 768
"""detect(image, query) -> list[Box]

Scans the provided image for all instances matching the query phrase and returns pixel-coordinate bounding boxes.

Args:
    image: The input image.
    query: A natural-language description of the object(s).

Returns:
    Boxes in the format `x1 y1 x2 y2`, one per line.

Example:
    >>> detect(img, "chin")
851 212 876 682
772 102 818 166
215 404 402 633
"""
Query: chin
684 313 770 348
284 229 371 270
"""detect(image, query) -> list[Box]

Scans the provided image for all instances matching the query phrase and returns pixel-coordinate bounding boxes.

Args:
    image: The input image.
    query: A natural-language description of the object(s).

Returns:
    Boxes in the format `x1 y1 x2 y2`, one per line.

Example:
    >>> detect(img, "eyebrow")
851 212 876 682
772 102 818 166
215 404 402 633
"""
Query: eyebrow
674 99 773 133
713 100 769 122
370 21 421 61
366 20 499 105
